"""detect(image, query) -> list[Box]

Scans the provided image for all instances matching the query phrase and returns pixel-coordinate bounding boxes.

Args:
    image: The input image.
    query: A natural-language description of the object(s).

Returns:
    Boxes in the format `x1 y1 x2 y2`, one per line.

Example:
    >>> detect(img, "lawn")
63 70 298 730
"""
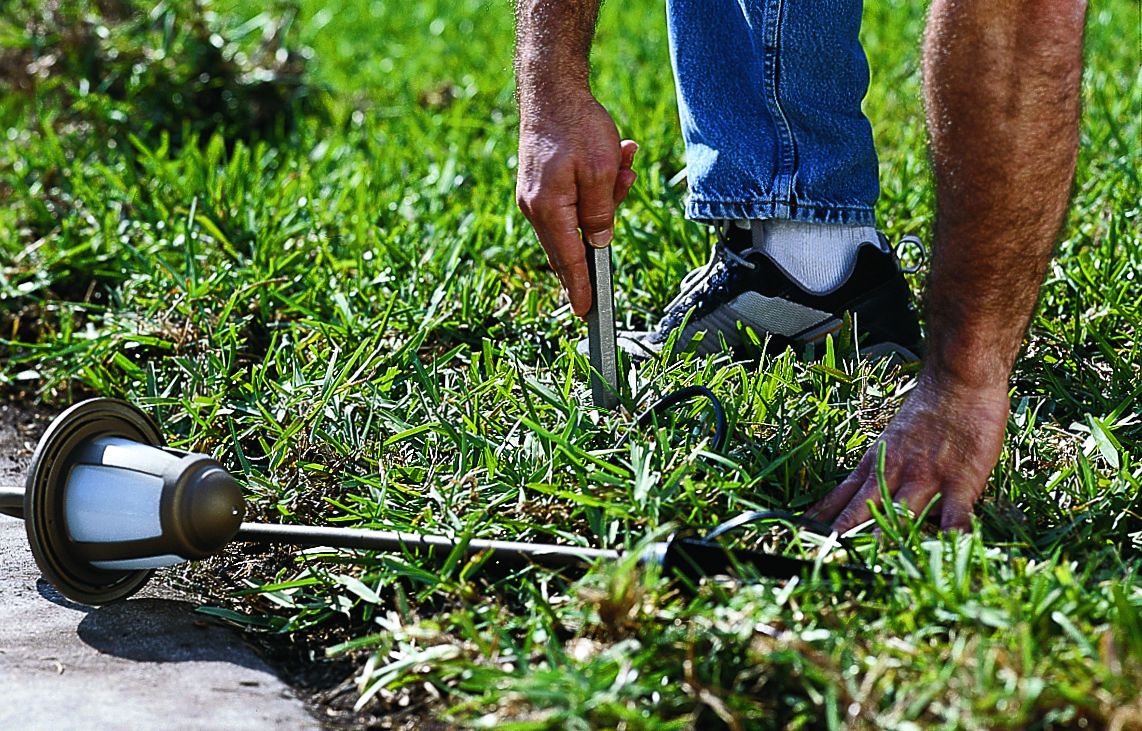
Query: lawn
1 0 1140 728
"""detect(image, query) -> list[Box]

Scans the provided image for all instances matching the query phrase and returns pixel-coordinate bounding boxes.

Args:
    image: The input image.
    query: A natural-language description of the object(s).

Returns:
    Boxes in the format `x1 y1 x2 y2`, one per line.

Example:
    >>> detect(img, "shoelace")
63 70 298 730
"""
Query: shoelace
667 227 925 314
661 223 758 314
662 245 726 313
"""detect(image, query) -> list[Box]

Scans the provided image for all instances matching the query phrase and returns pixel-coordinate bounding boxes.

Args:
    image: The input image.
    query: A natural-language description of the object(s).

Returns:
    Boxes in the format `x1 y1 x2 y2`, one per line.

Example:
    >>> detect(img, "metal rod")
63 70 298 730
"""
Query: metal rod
236 522 621 568
234 523 883 586
0 485 24 510
585 242 619 409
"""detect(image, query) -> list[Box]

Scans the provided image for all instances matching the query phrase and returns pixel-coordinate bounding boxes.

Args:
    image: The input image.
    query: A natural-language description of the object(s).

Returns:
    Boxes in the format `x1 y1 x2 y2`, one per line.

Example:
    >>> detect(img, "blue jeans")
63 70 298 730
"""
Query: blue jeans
666 0 879 225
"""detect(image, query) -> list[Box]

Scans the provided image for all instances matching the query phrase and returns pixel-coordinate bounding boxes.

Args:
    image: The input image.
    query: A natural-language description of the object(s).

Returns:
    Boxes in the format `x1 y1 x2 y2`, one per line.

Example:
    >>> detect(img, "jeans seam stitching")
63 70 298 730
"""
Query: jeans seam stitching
764 0 797 205
688 198 873 212
685 198 877 225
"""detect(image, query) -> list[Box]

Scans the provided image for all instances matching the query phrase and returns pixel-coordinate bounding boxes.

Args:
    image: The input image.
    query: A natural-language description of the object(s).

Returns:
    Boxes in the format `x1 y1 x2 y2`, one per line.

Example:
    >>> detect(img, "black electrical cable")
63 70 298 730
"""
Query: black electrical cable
230 386 884 587
614 387 884 583
626 384 728 452
702 509 871 572
574 231 879 584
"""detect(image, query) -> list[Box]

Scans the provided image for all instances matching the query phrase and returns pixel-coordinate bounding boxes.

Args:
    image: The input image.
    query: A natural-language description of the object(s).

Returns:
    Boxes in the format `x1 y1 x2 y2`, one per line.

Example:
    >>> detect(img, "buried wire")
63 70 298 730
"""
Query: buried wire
703 510 870 570
618 384 729 452
608 388 882 584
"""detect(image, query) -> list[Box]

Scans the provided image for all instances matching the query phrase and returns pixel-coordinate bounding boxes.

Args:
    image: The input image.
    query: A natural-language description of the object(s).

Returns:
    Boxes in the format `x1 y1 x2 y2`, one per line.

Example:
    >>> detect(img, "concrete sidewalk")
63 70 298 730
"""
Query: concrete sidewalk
0 403 317 731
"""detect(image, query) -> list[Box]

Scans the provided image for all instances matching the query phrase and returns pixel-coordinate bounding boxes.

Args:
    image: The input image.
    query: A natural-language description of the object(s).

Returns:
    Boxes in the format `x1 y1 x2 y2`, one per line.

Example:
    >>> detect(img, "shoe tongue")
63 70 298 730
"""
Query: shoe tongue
722 224 755 255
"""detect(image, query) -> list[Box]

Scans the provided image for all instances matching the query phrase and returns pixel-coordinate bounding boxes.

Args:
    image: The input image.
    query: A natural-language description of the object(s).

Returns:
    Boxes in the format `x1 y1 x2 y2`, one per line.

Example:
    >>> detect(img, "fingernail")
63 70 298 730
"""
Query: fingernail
586 229 613 248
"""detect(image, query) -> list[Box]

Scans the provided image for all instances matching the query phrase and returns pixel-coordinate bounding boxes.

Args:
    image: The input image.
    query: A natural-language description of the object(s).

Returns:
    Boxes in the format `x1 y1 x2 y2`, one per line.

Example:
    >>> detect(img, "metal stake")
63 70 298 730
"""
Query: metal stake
585 242 619 409
235 523 882 585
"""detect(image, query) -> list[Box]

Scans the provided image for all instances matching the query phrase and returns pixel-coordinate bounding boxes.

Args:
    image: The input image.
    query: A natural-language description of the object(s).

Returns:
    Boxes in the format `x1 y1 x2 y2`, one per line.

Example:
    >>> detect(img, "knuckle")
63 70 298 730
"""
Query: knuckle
833 513 857 533
579 210 613 230
564 251 588 274
579 157 615 185
517 194 542 219
517 192 552 222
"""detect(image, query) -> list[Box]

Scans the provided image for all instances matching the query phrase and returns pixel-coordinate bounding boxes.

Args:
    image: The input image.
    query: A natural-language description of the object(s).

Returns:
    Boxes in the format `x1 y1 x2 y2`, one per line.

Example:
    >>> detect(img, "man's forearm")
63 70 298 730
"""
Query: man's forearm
513 0 631 316
514 0 603 114
922 0 1086 390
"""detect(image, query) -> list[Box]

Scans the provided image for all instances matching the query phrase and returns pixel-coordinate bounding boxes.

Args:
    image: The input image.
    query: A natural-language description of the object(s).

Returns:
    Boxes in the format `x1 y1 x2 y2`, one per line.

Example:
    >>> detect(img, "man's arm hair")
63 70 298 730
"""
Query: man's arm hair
512 0 629 316
514 0 603 115
809 0 1087 533
921 0 1086 389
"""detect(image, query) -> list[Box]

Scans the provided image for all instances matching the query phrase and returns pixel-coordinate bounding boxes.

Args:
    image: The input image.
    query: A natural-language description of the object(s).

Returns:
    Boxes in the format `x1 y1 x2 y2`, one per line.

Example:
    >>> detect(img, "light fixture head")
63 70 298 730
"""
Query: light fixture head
24 399 245 604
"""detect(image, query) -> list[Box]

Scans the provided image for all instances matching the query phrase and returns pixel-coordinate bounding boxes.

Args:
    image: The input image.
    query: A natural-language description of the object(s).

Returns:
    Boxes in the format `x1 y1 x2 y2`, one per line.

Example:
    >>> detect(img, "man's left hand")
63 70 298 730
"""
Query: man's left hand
808 372 1011 533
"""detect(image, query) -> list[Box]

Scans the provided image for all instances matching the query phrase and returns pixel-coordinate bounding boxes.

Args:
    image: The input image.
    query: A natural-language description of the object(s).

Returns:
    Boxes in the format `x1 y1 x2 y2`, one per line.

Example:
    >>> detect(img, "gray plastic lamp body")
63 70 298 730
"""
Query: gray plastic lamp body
24 399 245 604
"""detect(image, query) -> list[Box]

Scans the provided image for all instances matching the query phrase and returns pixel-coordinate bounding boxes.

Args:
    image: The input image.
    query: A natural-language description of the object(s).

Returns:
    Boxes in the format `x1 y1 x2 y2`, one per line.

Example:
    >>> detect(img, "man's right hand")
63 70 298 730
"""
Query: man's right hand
516 93 637 318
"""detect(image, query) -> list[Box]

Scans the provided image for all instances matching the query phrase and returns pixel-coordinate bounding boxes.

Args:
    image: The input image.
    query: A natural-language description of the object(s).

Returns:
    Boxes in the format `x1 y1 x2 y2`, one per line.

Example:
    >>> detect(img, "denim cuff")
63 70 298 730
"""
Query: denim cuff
685 197 877 226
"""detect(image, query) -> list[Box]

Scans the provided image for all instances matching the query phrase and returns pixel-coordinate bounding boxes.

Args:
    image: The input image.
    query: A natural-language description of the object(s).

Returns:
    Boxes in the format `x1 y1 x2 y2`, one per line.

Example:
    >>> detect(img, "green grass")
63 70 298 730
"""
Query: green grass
2 0 1140 728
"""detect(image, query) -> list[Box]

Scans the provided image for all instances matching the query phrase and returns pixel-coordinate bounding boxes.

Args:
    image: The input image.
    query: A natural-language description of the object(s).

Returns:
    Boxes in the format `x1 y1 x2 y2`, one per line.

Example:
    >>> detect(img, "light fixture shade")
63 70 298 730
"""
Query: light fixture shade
67 452 166 545
25 399 246 605
61 435 245 571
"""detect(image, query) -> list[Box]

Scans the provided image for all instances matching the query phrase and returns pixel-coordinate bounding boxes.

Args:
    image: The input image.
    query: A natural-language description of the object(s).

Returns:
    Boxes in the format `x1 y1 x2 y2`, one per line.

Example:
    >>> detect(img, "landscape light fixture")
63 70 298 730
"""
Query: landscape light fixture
0 399 883 605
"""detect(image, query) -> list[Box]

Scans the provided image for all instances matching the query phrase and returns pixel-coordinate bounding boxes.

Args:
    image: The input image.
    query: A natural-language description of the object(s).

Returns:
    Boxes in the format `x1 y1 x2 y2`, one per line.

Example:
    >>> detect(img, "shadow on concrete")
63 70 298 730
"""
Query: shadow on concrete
34 580 267 671
36 576 97 612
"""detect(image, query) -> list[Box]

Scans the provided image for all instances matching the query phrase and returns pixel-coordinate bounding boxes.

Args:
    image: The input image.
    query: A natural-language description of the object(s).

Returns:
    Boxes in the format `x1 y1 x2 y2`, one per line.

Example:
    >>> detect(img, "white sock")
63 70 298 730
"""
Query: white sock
751 219 884 295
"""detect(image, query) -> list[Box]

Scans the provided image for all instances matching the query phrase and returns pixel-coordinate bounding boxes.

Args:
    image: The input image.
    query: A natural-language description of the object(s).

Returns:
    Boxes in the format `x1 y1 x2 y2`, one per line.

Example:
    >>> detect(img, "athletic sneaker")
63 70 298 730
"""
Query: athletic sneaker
606 224 923 362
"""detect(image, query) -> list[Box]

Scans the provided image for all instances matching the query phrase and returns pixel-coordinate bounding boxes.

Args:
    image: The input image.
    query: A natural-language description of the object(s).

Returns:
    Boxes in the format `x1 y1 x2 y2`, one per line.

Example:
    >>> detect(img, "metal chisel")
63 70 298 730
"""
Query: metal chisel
585 241 619 409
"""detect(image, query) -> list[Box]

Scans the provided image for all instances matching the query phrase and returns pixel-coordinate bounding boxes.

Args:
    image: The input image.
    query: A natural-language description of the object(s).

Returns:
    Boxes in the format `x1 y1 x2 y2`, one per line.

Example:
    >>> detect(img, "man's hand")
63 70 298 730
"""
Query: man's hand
516 96 637 317
808 374 1010 533
513 0 637 317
